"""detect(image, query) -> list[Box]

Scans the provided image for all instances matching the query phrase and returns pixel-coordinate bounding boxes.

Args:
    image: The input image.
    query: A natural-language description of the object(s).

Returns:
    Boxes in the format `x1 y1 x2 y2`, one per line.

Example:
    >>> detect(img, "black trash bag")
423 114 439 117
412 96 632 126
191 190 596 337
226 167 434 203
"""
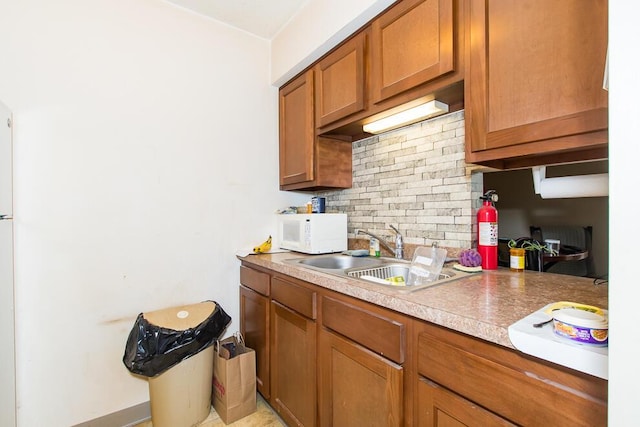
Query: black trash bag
122 300 231 377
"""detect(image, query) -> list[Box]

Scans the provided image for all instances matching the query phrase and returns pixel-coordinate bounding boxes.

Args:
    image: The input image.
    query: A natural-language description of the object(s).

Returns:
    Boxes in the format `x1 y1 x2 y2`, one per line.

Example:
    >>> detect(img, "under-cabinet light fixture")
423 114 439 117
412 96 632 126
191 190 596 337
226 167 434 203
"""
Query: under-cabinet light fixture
363 100 449 134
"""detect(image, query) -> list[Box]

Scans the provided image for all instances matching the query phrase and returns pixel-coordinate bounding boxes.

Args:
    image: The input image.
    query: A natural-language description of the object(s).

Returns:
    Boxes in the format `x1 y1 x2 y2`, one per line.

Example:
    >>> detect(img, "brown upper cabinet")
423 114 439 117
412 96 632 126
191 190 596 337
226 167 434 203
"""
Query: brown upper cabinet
312 0 464 139
314 30 368 128
314 0 457 129
464 0 609 169
279 0 464 191
279 0 609 189
279 70 315 188
371 0 454 104
279 70 353 191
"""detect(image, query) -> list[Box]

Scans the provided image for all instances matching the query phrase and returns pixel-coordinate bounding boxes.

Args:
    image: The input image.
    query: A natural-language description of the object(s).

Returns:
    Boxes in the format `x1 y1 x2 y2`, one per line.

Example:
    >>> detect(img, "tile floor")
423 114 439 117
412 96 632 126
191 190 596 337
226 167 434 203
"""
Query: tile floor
135 394 285 427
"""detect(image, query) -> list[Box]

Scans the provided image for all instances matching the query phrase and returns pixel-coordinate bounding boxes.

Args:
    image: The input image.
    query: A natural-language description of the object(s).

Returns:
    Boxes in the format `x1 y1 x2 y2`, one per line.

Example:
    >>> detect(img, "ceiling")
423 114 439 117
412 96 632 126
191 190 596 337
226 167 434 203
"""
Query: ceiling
164 0 309 39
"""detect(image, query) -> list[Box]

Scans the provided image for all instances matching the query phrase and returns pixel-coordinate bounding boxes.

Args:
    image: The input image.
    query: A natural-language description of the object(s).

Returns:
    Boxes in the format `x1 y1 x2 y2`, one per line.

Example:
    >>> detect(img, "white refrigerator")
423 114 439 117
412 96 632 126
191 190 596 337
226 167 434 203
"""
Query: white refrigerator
0 99 16 426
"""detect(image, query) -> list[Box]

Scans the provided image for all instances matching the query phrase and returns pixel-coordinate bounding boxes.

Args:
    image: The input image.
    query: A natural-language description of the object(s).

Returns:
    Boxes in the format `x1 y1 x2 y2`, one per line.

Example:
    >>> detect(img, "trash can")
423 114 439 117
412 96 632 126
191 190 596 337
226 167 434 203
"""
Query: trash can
123 300 231 427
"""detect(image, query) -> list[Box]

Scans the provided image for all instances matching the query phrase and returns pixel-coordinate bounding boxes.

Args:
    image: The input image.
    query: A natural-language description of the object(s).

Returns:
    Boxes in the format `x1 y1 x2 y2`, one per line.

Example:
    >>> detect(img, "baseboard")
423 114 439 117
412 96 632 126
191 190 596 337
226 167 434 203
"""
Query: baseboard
72 401 150 427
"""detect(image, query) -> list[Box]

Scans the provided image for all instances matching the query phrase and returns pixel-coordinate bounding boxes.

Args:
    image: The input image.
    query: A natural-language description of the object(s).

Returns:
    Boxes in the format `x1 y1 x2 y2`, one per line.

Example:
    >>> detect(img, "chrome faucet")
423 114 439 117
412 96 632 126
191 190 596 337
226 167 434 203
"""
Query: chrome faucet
356 225 404 259
389 224 404 259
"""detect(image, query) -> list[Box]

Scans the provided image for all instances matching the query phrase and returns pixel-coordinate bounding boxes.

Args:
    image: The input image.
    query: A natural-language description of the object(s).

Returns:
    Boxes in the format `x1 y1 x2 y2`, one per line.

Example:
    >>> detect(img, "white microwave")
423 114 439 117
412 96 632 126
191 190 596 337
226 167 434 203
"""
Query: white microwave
278 213 347 254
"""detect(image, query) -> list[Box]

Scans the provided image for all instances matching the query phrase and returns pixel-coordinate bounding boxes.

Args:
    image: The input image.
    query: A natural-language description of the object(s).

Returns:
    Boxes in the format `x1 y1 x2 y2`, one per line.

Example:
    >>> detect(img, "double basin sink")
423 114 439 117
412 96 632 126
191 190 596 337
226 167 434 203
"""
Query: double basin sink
284 254 460 293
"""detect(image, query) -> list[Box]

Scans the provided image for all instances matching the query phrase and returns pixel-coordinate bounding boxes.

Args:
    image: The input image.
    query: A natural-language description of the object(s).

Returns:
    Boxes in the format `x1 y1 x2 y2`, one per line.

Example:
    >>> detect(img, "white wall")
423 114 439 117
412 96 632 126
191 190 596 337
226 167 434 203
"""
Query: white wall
0 0 307 425
270 0 395 85
608 2 640 424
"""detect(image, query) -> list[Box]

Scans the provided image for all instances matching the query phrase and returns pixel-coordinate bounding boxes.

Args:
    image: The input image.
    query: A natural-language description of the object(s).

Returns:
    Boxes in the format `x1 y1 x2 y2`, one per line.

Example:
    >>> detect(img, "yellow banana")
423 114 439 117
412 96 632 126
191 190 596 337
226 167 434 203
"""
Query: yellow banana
253 235 272 254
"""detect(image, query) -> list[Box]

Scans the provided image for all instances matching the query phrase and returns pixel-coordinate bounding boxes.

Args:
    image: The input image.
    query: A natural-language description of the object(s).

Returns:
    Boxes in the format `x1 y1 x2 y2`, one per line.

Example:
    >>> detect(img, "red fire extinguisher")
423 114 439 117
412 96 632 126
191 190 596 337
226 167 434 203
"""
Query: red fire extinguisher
477 190 499 270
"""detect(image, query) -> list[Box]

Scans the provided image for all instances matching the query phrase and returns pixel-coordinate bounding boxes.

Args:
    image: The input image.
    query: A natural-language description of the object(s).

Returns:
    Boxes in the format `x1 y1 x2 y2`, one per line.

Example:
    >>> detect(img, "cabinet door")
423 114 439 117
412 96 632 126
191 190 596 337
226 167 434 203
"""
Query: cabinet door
417 378 514 427
239 285 270 398
465 0 608 168
318 329 403 427
371 0 454 103
416 322 607 426
270 301 316 427
315 30 367 128
279 70 315 187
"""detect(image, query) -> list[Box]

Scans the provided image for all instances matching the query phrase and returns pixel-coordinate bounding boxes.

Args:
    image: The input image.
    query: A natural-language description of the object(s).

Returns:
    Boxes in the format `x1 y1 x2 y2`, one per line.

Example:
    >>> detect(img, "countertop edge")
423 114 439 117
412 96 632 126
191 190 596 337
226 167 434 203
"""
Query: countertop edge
237 253 608 351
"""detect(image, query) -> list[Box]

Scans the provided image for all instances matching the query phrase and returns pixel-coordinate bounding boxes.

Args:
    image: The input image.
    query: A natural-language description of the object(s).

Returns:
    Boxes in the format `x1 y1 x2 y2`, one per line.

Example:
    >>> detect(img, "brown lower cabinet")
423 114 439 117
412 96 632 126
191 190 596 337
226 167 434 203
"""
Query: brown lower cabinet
270 275 317 426
239 262 607 427
318 328 403 427
239 265 270 398
319 295 405 427
271 301 316 426
417 378 513 427
415 322 607 427
239 285 270 398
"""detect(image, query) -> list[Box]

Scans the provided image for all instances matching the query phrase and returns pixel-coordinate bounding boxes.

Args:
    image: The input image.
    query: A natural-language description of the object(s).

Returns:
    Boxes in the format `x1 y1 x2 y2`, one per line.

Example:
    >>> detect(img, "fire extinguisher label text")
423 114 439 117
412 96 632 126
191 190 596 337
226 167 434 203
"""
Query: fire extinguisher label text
478 222 498 246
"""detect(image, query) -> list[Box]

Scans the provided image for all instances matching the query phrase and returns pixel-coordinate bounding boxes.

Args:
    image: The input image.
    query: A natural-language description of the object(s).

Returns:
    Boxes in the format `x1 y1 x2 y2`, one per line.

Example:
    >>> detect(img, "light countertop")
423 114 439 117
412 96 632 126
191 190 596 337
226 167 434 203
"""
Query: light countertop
238 252 608 350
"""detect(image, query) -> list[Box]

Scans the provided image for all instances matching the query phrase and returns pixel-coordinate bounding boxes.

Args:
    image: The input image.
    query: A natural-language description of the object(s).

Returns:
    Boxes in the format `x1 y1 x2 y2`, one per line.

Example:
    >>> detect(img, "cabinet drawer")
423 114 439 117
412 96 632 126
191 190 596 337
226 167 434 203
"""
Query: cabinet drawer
322 296 405 364
417 323 607 426
240 265 270 296
271 276 317 320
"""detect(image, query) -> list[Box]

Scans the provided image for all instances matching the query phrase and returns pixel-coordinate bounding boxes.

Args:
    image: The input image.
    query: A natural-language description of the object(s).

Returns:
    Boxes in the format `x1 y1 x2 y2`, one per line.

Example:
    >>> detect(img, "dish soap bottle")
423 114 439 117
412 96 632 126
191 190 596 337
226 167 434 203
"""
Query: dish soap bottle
369 238 380 257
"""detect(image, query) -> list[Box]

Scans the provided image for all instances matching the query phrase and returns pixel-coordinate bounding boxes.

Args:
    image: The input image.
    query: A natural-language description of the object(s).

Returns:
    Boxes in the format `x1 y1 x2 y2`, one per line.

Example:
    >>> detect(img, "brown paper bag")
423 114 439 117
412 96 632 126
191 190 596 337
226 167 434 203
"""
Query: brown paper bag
212 333 257 424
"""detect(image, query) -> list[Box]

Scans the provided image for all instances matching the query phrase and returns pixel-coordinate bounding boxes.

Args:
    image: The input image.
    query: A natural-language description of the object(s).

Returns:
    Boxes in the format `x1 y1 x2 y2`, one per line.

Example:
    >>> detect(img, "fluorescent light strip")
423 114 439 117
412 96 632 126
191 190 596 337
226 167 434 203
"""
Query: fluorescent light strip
363 100 449 134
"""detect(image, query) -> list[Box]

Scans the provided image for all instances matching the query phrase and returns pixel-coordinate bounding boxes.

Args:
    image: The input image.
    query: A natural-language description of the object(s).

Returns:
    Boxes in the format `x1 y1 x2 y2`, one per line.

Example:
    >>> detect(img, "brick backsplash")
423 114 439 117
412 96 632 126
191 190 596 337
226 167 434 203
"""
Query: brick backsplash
321 110 482 253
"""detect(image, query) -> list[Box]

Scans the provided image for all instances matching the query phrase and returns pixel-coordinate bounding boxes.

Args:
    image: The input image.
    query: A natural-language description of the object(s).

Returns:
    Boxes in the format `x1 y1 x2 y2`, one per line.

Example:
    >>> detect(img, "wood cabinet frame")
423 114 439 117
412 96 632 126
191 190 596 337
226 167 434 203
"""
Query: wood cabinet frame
270 300 317 426
371 0 454 104
239 286 270 398
239 265 271 398
318 327 403 427
278 0 467 191
239 253 607 427
279 69 353 191
279 70 315 187
464 0 609 168
416 378 513 426
315 30 368 128
415 321 607 426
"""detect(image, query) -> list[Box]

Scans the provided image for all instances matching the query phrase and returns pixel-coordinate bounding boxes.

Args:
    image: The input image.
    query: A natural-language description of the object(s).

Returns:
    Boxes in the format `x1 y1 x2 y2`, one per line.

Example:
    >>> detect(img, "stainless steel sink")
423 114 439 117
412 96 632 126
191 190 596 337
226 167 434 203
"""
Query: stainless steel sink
346 263 459 293
284 255 460 292
295 255 384 270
